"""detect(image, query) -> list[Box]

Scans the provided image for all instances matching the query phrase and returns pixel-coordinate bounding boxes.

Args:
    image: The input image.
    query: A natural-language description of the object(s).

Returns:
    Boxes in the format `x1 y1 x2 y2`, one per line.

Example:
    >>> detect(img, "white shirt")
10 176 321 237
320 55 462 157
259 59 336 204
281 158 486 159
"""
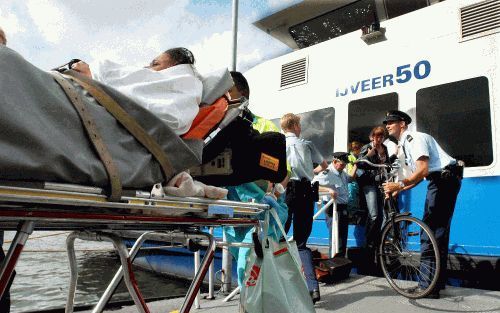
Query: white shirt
285 132 323 181
312 164 352 204
384 138 411 181
400 130 455 173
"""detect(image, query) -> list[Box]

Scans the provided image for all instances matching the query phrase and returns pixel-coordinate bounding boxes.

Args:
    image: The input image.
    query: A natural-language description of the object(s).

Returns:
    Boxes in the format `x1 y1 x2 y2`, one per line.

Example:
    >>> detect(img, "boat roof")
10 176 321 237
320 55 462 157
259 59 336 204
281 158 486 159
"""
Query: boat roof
253 0 357 49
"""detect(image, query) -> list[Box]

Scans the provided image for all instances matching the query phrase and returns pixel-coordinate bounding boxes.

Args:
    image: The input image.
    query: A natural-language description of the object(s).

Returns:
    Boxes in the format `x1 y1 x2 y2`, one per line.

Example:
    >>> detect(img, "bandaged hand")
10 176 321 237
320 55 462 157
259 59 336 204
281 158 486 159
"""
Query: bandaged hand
71 61 92 78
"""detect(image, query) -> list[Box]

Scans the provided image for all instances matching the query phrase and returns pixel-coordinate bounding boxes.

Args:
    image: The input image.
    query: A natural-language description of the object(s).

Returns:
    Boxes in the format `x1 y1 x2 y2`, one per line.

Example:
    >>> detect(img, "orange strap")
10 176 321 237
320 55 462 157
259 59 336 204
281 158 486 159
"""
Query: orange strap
182 97 228 140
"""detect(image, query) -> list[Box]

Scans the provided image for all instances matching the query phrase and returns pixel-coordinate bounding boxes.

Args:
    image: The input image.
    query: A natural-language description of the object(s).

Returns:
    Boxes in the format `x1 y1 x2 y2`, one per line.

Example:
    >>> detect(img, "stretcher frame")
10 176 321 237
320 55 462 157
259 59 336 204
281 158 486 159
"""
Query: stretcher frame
0 181 267 313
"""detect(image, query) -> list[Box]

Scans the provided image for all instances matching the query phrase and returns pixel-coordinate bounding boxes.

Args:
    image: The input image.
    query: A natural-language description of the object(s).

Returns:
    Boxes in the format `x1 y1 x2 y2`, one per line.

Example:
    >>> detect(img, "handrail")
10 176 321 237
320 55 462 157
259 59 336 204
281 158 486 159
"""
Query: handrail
356 158 396 169
289 192 338 258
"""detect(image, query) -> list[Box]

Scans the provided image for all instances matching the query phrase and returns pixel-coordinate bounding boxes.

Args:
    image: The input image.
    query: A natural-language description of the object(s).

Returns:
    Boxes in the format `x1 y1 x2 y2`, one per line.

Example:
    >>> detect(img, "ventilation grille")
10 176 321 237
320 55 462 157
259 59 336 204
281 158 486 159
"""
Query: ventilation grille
460 0 500 41
280 57 308 89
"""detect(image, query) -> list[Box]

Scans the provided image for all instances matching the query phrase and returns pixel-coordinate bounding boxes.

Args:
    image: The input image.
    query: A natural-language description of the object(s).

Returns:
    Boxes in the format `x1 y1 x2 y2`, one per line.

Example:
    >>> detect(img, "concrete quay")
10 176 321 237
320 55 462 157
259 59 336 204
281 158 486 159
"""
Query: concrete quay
84 274 500 313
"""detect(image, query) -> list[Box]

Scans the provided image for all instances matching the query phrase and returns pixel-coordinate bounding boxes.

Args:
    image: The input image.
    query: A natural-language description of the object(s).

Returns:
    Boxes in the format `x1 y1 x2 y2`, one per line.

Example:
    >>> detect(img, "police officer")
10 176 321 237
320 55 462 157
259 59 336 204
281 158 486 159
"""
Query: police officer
313 152 356 258
382 110 462 299
280 113 328 304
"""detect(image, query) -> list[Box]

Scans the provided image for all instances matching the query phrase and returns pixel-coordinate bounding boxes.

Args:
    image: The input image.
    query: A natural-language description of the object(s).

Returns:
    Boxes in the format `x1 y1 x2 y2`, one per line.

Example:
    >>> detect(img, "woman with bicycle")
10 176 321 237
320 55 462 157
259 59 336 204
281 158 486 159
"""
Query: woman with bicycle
357 126 397 256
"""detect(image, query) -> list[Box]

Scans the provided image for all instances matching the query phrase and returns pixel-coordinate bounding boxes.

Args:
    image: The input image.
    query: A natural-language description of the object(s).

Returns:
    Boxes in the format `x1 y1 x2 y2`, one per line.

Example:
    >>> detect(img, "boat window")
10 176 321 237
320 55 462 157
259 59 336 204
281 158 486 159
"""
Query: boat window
384 0 429 19
272 107 335 161
289 0 377 49
288 0 433 49
416 76 493 167
348 93 398 147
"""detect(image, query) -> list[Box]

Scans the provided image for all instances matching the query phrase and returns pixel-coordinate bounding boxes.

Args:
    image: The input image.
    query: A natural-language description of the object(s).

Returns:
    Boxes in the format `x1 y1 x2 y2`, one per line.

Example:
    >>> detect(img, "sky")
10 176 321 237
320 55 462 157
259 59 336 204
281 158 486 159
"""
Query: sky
0 0 301 73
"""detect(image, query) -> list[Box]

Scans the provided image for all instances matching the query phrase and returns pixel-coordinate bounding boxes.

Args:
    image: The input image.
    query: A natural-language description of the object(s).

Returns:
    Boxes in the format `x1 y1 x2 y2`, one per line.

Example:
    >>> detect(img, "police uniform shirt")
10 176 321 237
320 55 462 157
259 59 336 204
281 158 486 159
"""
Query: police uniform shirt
312 163 351 204
285 132 323 181
400 130 455 173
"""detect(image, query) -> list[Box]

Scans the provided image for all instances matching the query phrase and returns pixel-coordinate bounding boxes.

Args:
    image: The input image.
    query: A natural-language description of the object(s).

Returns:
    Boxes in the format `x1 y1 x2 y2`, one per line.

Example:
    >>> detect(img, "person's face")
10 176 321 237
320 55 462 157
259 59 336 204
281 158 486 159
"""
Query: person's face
350 143 361 156
226 85 242 100
385 120 405 139
371 130 385 146
333 160 346 171
147 53 176 71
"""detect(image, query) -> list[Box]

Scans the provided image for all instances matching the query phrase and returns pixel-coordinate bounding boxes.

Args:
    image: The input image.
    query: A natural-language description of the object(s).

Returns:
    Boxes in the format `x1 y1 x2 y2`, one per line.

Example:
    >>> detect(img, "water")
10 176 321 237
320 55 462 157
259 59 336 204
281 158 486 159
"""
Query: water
4 231 190 313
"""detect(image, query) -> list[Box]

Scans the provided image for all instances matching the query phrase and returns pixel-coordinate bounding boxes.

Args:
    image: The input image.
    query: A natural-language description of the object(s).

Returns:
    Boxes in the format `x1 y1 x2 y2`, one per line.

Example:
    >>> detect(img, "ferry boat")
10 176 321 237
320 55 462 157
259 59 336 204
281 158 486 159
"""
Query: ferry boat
133 0 500 290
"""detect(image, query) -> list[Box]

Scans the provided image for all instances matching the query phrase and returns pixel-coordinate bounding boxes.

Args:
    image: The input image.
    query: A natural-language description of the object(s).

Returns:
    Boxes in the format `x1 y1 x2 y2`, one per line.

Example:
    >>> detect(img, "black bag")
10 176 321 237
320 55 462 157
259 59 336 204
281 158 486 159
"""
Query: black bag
193 117 287 186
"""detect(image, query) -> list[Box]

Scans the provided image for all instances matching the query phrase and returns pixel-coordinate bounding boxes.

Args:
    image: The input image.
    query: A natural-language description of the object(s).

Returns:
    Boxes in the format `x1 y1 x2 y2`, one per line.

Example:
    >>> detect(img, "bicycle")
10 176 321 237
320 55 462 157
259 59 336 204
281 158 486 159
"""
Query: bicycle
355 159 440 299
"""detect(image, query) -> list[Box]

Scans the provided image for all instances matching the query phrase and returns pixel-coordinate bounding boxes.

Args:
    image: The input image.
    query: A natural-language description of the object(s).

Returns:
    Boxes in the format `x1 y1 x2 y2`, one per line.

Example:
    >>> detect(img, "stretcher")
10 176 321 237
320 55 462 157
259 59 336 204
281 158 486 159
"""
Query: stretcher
0 47 284 312
0 181 268 313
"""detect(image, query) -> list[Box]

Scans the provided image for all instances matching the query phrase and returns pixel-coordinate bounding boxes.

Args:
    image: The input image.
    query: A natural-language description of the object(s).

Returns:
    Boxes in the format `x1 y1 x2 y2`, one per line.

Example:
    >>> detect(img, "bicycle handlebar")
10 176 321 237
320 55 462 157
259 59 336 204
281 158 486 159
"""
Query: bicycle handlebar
355 158 391 168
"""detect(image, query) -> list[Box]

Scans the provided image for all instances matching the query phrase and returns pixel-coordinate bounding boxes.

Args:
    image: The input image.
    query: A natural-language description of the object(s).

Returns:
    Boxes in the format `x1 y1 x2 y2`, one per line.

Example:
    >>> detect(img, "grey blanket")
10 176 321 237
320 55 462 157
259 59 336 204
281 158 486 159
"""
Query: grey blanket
0 46 203 189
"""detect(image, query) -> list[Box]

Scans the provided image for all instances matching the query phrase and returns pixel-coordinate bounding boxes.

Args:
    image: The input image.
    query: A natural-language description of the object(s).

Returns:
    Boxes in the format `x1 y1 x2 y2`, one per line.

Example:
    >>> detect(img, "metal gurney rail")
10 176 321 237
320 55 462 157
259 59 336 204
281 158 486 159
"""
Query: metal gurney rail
0 181 268 313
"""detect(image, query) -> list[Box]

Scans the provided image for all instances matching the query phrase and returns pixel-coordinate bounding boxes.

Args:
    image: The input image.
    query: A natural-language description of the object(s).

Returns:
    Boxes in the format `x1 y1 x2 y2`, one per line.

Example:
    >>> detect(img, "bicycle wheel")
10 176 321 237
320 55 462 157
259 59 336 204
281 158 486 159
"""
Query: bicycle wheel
379 215 440 298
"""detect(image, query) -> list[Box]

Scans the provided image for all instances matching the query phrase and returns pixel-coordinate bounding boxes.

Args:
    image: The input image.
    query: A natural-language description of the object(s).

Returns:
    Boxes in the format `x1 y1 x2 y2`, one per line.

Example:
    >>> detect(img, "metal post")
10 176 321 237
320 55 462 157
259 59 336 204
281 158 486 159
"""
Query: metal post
223 285 240 302
180 232 216 313
221 231 232 294
230 0 239 71
207 227 215 300
194 250 201 309
331 201 339 258
92 232 153 313
66 231 149 313
65 234 78 313
0 221 34 298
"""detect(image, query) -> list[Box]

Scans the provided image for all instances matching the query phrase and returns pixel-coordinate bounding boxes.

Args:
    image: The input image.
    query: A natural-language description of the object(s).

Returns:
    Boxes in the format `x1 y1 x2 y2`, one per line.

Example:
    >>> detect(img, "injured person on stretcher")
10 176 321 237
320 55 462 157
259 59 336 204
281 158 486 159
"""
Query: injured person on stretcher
0 44 287 202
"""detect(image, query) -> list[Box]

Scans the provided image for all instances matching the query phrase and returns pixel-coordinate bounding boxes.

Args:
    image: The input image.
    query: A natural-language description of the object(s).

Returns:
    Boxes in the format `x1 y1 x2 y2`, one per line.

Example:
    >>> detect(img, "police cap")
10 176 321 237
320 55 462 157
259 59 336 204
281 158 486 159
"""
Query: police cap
383 110 412 125
332 152 349 163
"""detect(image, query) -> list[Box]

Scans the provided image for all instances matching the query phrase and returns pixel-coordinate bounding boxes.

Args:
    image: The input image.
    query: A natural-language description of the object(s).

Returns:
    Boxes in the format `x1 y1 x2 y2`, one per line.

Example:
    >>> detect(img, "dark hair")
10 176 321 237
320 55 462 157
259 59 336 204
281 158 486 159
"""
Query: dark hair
369 125 387 139
230 71 250 99
164 47 195 65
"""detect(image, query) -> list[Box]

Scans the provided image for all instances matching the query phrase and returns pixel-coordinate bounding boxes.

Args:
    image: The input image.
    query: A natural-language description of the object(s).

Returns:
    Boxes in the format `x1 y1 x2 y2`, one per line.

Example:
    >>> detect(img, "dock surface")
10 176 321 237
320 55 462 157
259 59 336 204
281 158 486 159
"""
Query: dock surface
84 274 500 313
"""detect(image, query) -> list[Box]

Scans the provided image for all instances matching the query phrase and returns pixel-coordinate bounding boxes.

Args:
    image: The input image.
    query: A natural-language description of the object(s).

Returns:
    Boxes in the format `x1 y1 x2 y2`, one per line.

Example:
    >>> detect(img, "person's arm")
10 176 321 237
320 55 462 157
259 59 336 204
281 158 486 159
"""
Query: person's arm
71 61 92 78
279 174 290 191
313 160 328 174
383 156 429 194
318 185 337 199
347 163 357 181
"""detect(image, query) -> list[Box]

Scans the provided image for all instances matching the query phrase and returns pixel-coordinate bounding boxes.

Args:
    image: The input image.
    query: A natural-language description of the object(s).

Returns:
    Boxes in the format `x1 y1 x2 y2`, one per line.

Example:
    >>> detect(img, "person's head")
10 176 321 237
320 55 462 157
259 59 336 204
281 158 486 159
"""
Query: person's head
0 27 6 45
369 126 386 146
280 113 301 136
383 110 411 140
228 71 250 100
332 152 349 171
349 141 362 156
147 47 195 71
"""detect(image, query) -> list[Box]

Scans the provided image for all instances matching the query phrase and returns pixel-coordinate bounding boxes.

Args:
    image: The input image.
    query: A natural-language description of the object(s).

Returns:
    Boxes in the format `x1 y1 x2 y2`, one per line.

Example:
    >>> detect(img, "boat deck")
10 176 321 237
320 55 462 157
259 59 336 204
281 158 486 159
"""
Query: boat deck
83 274 500 313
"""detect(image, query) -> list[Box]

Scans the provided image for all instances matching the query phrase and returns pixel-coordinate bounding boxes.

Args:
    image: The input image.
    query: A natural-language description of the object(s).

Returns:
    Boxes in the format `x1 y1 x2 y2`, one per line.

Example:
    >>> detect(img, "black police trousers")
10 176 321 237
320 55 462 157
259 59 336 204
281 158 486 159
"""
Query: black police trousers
419 172 461 291
284 179 319 292
284 179 315 250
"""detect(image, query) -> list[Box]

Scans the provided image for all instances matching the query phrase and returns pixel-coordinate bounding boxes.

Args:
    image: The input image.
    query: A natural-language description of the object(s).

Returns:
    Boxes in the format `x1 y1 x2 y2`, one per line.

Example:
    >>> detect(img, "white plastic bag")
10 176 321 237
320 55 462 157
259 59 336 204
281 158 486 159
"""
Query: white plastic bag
240 208 316 313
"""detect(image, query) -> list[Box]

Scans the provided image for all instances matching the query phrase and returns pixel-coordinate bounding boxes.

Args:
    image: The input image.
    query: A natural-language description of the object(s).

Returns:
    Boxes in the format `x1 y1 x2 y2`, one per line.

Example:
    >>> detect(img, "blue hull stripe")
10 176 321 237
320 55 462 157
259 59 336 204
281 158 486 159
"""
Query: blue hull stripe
308 176 500 257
